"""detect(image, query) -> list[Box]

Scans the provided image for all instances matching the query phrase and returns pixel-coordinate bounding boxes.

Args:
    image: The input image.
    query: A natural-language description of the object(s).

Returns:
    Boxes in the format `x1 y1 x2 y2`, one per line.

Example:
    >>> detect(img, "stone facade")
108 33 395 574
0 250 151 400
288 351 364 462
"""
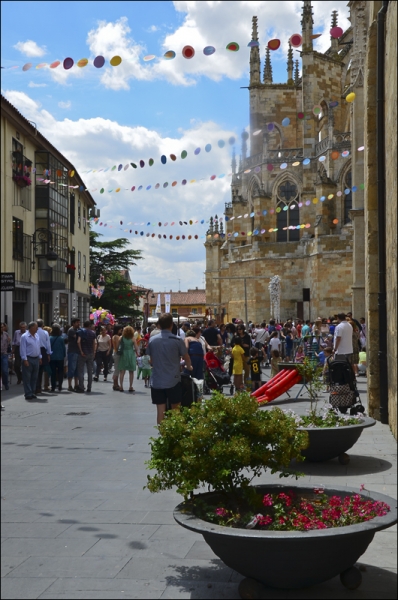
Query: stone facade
206 2 367 323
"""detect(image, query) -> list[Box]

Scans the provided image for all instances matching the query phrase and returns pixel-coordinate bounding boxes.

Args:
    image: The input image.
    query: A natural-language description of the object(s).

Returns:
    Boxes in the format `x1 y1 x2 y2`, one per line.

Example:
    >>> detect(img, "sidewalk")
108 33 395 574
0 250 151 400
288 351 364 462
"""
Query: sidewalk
1 372 396 599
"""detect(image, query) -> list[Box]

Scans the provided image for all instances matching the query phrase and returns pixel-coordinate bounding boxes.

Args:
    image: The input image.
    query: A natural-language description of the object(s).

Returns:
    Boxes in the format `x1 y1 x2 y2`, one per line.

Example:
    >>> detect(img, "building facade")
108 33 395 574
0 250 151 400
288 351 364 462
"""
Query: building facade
147 288 206 320
1 95 95 333
205 1 367 324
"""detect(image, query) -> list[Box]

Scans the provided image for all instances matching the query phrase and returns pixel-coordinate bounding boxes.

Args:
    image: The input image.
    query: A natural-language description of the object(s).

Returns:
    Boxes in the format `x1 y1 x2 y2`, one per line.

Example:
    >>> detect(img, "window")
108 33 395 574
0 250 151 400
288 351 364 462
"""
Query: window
171 308 178 315
70 193 75 234
343 170 352 224
276 180 300 242
83 255 86 281
12 218 24 261
83 206 86 233
78 201 81 228
191 308 198 314
78 251 81 279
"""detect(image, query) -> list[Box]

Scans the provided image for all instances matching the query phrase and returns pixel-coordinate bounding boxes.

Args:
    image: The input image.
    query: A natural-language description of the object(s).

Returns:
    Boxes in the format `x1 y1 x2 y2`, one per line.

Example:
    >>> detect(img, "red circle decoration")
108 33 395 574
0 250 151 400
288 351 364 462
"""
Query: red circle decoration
297 112 305 119
289 34 302 48
182 46 195 59
226 42 240 52
268 39 281 51
330 26 344 39
267 164 274 172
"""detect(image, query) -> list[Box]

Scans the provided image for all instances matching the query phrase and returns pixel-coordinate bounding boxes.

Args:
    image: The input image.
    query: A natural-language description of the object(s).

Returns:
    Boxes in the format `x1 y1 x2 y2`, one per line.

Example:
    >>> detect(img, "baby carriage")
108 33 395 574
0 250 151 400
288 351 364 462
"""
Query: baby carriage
203 351 234 396
327 356 364 415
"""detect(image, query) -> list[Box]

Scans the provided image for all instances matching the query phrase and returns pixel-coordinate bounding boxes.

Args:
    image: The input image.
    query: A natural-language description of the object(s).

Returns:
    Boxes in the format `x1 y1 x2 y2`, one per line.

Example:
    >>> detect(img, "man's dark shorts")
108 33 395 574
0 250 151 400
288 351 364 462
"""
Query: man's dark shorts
151 382 183 406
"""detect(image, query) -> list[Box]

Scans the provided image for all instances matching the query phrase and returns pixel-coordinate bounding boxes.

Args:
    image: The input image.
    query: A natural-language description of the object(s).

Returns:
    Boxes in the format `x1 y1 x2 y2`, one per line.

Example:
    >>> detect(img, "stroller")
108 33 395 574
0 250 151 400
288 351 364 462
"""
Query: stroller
203 351 234 396
327 356 364 415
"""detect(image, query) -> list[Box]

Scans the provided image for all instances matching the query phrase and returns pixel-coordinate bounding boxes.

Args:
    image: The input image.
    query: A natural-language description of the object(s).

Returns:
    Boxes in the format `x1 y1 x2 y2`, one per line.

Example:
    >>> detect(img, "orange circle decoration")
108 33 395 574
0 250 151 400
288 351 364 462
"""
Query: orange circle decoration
50 60 61 69
333 219 339 224
77 58 89 68
226 42 239 52
110 56 122 67
182 46 195 59
172 181 177 187
56 169 62 177
268 39 280 51
331 150 340 160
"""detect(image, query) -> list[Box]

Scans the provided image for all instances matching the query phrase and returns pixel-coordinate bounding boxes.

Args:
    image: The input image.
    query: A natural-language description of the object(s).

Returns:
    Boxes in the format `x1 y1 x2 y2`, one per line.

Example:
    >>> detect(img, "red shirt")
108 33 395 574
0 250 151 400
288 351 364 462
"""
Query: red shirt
296 324 302 337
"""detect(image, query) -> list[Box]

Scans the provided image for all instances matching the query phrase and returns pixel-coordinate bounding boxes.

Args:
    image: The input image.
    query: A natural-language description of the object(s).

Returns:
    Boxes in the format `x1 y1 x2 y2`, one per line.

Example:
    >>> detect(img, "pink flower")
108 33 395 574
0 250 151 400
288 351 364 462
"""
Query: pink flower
263 494 274 507
360 484 366 491
215 508 228 517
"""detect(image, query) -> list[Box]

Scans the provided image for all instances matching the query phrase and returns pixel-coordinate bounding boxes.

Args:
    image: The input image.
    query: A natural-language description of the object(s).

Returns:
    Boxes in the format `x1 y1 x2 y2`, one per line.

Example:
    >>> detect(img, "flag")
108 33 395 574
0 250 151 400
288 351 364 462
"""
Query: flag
156 293 161 314
164 294 171 313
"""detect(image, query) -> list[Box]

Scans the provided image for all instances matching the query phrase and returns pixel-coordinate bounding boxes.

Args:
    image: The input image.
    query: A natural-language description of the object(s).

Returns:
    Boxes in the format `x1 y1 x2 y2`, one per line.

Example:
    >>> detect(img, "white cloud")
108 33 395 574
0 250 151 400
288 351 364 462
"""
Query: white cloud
3 89 233 291
13 40 47 57
146 25 160 32
58 100 71 109
28 81 47 88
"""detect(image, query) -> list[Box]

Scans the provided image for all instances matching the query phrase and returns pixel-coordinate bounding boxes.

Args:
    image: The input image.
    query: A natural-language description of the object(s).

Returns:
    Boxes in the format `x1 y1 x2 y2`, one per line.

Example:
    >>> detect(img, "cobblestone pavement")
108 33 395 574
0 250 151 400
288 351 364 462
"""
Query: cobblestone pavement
1 370 396 599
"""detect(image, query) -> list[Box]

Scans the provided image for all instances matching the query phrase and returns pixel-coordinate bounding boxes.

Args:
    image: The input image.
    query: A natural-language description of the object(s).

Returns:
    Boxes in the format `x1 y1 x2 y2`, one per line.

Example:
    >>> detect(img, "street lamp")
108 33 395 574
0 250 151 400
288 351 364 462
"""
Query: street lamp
31 228 59 270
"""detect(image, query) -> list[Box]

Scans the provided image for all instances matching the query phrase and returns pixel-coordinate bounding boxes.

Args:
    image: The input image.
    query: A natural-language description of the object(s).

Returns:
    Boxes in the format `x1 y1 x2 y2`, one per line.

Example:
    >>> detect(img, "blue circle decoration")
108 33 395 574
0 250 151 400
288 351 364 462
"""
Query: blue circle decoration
225 216 229 221
218 140 225 148
262 210 267 216
282 118 290 126
329 100 339 108
138 186 143 191
218 174 225 178
303 158 311 165
140 232 144 235
146 185 151 190
194 148 201 155
320 196 326 201
344 188 351 195
228 136 236 145
182 179 187 185
163 182 168 188
205 143 212 152
161 155 167 164
253 229 259 235
234 232 239 237
118 164 123 171
203 46 216 56
79 186 84 191
283 206 288 211
352 186 358 192
250 212 255 217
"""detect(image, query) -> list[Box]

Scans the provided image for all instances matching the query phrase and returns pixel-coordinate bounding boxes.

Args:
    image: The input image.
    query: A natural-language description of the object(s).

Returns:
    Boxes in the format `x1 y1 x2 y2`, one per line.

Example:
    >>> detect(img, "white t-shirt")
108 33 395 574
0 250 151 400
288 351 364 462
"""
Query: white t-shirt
254 328 269 345
334 321 353 355
269 337 281 353
179 329 186 340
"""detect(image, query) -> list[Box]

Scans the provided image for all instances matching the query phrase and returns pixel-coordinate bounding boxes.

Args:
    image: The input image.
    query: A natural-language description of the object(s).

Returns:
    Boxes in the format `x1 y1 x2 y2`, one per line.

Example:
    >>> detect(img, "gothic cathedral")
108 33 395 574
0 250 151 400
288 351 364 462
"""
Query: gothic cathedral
205 1 367 323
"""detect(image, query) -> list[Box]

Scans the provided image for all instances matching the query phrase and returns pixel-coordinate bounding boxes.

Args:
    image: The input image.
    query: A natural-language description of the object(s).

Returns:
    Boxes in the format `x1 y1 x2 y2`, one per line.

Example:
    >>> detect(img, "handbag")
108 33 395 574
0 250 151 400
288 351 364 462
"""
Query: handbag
329 383 355 408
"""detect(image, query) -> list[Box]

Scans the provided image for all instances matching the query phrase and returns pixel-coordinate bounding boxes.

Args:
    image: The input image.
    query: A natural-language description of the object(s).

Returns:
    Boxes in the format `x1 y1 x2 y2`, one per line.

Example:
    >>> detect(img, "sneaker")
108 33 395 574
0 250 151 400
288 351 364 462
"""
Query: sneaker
86 388 91 393
68 385 74 392
103 378 107 382
93 377 99 382
75 388 84 393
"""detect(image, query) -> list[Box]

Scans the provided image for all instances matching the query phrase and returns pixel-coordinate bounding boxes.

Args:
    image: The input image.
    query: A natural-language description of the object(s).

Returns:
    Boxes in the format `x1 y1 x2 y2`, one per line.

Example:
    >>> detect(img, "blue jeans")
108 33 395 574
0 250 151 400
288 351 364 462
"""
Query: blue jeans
1 353 9 388
67 352 79 378
22 356 40 398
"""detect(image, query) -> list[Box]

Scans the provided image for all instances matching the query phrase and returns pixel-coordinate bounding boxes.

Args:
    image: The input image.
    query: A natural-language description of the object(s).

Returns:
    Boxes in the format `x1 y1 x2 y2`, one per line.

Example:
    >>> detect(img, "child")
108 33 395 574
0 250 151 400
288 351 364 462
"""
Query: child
270 350 282 377
231 336 245 391
140 348 152 388
295 345 305 363
284 330 293 362
249 347 262 391
136 355 143 379
322 347 333 388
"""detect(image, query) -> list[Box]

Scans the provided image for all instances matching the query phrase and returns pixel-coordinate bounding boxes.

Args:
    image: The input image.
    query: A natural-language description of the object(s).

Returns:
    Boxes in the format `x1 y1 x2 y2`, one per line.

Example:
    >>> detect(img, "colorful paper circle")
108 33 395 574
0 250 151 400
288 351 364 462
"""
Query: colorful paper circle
163 182 168 188
169 154 176 161
138 186 143 191
182 46 195 59
226 42 239 52
22 62 33 71
36 63 47 69
358 146 365 152
290 33 302 48
268 39 280 51
312 198 318 204
352 186 357 192
131 186 136 191
328 194 334 199
313 104 322 116
63 57 74 70
305 200 311 206
50 61 60 69
194 147 201 155
100 188 104 194
329 100 339 108
172 181 177 187
344 188 351 195
342 150 350 157
228 136 236 145
253 129 262 136
203 46 216 56
333 219 339 224
267 123 274 132
319 155 326 162
218 140 225 148
346 92 356 103
77 58 88 68
320 196 326 201
110 55 122 67
131 163 137 169
331 150 340 160
94 56 105 68
205 143 212 152
181 150 187 159
280 163 287 170
161 155 167 164
292 161 300 167
247 40 260 47
267 164 274 172
149 158 154 166
164 50 176 60
115 188 121 192
282 118 290 126
330 26 344 39
182 179 187 185
254 166 261 173
143 55 156 62
146 185 152 190
337 191 342 197
303 158 310 165
155 184 160 189
210 175 216 180
297 112 305 119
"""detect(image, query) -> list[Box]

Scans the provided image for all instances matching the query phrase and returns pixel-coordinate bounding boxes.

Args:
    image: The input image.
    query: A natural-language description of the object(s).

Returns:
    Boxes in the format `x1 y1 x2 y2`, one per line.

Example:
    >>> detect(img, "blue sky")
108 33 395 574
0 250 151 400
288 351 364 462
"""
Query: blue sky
1 1 350 292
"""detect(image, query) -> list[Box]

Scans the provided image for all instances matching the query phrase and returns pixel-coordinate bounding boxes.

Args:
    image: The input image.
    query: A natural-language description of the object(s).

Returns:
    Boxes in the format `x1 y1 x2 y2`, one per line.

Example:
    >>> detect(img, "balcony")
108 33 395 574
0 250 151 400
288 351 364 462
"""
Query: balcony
314 132 351 156
12 151 33 210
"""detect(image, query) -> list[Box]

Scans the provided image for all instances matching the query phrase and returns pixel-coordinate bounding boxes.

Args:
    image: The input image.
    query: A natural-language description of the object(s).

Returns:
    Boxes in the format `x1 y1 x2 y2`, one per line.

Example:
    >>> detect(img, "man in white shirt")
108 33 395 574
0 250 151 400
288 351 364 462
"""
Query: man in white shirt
333 313 353 363
178 322 190 340
36 318 52 393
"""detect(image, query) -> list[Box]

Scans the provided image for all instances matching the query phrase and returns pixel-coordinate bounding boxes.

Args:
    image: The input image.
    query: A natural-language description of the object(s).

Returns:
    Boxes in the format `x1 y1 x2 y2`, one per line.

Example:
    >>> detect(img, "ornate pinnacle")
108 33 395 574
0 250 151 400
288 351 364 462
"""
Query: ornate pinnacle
301 0 314 27
287 43 294 81
252 16 259 42
231 147 236 174
331 10 338 28
294 59 300 85
263 47 273 83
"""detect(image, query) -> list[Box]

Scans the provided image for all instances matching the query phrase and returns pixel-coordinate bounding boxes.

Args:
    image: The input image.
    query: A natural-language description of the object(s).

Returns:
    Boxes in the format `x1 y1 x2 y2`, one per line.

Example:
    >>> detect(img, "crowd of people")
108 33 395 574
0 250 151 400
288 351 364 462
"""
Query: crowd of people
1 311 367 420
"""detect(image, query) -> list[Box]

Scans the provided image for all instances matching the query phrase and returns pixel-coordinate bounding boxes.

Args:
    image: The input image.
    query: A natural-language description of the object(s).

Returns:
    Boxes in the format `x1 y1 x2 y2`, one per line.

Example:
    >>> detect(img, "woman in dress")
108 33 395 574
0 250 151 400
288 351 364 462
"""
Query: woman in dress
94 326 111 382
112 325 123 390
118 325 140 392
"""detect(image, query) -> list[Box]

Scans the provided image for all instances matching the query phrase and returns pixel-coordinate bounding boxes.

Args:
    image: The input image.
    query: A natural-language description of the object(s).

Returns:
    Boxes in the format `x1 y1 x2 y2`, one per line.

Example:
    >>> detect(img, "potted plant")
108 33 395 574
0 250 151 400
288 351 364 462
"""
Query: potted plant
66 264 76 274
13 174 32 188
288 358 375 463
146 392 396 593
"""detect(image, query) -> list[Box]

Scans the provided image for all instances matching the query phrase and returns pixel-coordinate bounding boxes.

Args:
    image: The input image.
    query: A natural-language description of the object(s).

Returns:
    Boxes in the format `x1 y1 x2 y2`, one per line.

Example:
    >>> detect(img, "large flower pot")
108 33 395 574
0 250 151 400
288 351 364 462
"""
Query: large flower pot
300 416 376 462
174 484 397 593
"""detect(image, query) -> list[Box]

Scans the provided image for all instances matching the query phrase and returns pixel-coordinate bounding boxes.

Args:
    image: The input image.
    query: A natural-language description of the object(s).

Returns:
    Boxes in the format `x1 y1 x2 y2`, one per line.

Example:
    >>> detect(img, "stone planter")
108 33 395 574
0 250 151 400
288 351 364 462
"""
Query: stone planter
300 416 376 463
174 484 397 594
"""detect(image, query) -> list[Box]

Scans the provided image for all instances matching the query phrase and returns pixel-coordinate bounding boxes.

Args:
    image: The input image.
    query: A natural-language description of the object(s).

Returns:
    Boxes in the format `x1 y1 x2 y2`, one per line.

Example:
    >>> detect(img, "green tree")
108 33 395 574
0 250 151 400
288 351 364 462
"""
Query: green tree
90 231 144 319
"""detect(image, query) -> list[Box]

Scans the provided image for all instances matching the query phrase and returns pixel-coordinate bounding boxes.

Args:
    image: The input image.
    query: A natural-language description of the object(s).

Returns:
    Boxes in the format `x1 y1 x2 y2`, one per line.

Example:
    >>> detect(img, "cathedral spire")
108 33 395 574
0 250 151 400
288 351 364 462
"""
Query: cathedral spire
208 216 214 234
219 220 224 235
294 59 300 85
287 43 294 84
231 147 236 175
263 47 273 84
330 10 339 54
241 130 247 160
249 16 261 85
301 1 314 51
214 215 219 234
238 154 242 173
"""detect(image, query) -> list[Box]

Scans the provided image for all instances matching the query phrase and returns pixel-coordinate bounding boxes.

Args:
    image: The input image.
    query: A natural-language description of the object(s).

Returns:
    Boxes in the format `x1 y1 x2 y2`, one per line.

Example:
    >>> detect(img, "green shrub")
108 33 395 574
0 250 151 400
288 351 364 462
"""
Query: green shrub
146 391 309 501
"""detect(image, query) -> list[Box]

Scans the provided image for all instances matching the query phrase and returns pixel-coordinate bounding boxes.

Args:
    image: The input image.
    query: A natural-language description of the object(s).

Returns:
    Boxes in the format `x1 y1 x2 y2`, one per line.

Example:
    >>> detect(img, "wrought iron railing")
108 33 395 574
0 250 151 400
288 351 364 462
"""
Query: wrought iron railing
13 233 32 284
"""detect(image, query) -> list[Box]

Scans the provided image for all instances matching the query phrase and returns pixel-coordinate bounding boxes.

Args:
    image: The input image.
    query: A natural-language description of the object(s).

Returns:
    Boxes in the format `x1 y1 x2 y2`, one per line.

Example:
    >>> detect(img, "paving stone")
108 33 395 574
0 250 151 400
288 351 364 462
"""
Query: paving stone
38 577 166 598
0 522 72 539
0 577 57 599
1 537 99 557
6 555 132 579
1 555 30 577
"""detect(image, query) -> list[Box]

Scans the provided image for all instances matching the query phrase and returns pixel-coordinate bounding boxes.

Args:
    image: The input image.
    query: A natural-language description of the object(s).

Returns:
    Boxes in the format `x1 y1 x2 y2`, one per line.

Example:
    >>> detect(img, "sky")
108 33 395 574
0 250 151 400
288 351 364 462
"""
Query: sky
1 0 350 292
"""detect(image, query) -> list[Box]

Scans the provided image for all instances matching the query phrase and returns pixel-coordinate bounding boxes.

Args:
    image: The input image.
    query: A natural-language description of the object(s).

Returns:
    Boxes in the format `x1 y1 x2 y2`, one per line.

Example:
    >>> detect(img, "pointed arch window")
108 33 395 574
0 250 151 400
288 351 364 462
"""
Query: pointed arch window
343 170 352 224
276 180 300 242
